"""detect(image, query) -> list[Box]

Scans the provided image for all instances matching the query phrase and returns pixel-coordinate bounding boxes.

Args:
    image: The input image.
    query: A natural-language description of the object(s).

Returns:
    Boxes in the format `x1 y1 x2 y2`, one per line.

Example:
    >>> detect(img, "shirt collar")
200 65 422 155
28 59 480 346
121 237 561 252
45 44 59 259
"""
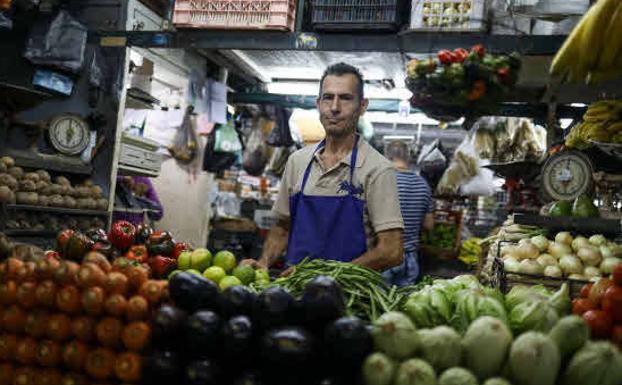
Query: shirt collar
313 136 366 169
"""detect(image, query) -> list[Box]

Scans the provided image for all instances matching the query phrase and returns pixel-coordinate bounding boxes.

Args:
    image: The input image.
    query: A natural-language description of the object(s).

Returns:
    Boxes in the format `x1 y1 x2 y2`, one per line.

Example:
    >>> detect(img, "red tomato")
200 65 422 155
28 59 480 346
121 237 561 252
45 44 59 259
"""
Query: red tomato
572 298 597 315
602 285 622 322
580 283 593 299
583 309 613 339
613 263 622 287
589 278 613 307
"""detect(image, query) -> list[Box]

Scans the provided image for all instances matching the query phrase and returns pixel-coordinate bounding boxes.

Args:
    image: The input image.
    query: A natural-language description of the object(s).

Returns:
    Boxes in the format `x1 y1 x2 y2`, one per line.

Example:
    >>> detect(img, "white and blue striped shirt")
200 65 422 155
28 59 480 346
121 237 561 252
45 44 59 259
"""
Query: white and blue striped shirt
395 170 433 253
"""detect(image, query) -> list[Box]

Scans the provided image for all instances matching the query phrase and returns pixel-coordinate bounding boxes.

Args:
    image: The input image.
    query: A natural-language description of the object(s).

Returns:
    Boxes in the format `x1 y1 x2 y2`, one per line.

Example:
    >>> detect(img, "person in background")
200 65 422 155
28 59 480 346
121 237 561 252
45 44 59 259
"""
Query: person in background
113 176 163 225
383 140 434 286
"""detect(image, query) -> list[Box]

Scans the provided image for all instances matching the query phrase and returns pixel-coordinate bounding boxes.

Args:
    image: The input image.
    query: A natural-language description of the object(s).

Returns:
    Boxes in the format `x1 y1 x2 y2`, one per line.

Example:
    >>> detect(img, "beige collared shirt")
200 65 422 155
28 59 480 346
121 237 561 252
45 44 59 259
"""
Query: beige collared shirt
273 137 404 249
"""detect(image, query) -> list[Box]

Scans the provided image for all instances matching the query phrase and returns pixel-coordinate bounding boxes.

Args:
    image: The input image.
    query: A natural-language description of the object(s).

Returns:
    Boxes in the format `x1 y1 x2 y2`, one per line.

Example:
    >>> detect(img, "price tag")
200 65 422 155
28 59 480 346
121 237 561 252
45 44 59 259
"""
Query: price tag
295 33 319 50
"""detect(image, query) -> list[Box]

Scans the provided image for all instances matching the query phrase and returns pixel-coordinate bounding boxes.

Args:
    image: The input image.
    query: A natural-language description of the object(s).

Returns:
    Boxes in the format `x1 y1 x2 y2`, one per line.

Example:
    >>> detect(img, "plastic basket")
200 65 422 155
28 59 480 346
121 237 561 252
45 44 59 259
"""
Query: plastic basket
409 0 486 32
310 0 404 31
173 0 297 31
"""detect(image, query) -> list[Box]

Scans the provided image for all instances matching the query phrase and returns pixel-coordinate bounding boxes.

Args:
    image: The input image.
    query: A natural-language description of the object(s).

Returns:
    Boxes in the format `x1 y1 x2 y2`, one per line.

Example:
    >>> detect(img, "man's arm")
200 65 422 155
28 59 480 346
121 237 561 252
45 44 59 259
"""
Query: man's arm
351 229 403 271
422 213 434 232
257 217 289 268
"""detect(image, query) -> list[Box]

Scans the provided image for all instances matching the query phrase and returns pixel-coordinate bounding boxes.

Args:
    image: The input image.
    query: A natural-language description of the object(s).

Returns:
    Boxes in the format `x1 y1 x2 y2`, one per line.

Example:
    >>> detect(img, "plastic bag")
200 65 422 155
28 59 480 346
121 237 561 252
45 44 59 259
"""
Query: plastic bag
23 11 87 73
214 122 243 152
168 106 199 164
460 162 496 196
266 107 294 147
202 124 238 173
266 146 294 177
436 138 480 195
214 191 241 219
242 128 269 176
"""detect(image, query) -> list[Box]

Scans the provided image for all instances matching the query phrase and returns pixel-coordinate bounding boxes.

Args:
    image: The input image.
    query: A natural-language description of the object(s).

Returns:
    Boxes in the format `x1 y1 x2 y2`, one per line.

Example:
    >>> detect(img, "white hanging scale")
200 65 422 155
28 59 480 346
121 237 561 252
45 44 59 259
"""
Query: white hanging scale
48 114 90 156
541 151 593 201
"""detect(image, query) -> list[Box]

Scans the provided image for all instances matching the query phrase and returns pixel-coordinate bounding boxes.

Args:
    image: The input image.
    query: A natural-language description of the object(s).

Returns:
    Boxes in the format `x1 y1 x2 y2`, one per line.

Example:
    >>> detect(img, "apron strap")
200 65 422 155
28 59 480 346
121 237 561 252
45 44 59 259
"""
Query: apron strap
299 136 360 195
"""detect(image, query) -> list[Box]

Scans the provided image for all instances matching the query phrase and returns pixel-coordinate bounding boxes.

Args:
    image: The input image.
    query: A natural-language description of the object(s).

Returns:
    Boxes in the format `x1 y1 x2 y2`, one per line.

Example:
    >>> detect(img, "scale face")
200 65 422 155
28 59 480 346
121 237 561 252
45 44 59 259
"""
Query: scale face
48 114 90 155
541 151 593 202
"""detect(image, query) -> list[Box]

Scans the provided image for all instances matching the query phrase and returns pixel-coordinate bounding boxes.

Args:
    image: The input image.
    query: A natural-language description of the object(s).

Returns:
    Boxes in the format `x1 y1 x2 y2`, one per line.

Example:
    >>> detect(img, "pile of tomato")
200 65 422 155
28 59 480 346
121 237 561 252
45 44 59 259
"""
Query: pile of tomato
0 251 168 385
572 264 622 348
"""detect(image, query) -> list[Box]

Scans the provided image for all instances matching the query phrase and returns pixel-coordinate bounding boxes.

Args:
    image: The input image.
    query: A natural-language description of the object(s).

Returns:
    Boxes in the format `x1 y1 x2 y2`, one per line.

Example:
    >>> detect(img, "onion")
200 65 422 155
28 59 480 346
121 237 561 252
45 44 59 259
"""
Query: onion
555 232 573 246
504 257 521 273
519 259 544 275
530 235 550 252
588 234 607 247
577 247 602 267
515 242 540 260
600 245 614 260
501 245 518 258
571 236 590 252
583 266 601 279
543 265 562 278
568 274 586 281
559 255 583 275
599 257 622 274
537 254 558 267
607 242 622 257
548 242 572 259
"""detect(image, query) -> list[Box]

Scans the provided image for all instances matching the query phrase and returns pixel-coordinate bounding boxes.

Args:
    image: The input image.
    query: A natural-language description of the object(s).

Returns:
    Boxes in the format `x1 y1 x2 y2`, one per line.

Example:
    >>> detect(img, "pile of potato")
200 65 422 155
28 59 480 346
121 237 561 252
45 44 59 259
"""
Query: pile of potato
0 156 108 211
4 212 106 232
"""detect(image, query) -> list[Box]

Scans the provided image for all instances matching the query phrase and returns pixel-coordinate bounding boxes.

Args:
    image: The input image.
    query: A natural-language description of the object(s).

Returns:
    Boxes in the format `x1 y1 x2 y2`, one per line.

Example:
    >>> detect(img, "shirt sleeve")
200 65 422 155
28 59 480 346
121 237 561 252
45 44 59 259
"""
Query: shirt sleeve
272 157 293 218
366 168 404 233
425 183 434 214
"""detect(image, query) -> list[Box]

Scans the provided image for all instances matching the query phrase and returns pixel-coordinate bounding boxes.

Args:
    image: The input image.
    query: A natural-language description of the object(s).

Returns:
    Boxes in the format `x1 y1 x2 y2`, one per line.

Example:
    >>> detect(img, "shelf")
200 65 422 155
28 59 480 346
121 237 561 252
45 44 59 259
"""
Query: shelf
0 81 53 111
96 31 567 54
1 149 93 175
113 206 158 214
118 164 160 177
5 204 109 217
513 213 622 237
3 229 58 237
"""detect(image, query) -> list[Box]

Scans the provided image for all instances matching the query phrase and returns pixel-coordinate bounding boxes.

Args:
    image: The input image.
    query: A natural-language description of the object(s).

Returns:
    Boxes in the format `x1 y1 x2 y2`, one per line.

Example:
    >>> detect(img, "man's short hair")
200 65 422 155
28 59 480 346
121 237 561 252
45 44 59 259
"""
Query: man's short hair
386 140 410 162
319 62 365 102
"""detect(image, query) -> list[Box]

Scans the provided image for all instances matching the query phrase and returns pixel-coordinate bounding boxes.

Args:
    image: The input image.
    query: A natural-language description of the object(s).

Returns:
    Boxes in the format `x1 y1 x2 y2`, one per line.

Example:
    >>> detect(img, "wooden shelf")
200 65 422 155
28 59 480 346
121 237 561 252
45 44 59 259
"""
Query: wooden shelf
3 229 58 237
513 213 622 237
5 204 109 217
2 149 93 175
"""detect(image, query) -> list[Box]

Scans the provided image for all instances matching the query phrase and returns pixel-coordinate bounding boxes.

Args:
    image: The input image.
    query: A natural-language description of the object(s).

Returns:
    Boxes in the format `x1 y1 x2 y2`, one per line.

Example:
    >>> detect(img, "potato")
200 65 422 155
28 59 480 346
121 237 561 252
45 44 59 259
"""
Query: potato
16 191 38 205
49 194 64 207
35 170 51 182
76 186 91 198
0 186 12 202
18 180 37 192
7 167 23 179
85 198 97 210
38 195 50 206
0 162 6 173
54 176 71 187
76 198 90 209
49 184 63 195
77 218 91 231
23 172 40 183
96 198 108 211
63 196 77 209
35 181 49 193
90 186 104 198
7 190 15 204
0 156 14 168
66 186 77 197
0 174 18 190
83 179 94 187
59 184 69 195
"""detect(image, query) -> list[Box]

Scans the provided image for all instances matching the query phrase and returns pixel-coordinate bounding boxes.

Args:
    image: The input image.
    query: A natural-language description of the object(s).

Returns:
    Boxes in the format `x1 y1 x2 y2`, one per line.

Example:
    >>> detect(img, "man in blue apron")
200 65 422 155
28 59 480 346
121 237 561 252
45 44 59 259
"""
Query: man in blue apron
244 63 404 272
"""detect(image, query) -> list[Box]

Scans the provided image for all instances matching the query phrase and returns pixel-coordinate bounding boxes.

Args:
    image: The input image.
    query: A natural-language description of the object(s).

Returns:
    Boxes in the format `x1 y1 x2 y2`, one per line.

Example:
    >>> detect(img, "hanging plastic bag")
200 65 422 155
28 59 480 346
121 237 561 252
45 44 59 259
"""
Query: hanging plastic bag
168 106 199 164
214 122 243 153
203 123 238 173
242 127 269 176
23 10 87 73
436 138 480 195
266 107 294 147
266 146 294 177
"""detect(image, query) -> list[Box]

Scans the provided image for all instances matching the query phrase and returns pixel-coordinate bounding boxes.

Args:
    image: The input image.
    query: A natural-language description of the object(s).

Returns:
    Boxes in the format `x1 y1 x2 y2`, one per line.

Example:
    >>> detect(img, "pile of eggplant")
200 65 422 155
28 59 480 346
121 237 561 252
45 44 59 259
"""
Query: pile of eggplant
142 272 373 385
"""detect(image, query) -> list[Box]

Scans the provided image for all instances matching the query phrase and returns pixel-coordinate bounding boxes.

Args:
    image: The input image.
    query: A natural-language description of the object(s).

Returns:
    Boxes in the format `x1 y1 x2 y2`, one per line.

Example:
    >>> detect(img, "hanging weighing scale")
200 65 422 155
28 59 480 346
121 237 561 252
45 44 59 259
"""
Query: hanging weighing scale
541 151 593 201
47 114 90 156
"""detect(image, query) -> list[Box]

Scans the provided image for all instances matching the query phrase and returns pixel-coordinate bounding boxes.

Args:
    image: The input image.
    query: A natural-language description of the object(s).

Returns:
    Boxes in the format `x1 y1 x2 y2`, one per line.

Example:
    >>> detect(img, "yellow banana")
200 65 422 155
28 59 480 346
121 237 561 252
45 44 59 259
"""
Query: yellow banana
550 10 590 77
580 0 620 76
605 121 622 133
593 0 622 73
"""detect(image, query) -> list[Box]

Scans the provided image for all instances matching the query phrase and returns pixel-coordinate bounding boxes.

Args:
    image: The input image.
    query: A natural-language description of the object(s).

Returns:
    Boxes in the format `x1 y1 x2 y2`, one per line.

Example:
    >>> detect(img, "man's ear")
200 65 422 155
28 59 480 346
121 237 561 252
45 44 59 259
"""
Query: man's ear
316 96 321 111
360 98 369 114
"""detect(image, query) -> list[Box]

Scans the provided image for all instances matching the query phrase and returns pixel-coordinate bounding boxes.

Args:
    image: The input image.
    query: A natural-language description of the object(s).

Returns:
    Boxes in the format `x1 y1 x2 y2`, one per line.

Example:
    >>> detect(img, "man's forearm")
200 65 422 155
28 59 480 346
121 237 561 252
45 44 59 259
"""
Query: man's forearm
351 248 397 271
259 219 289 266
351 229 404 271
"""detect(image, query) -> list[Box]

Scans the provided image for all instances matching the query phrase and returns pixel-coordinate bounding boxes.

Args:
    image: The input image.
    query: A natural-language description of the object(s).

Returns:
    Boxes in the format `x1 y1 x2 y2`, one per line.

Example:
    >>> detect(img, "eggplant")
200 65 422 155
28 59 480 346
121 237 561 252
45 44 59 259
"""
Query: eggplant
324 316 373 371
169 271 221 312
300 276 345 328
222 285 257 318
255 286 295 329
261 327 314 367
223 315 254 359
152 305 187 348
233 372 263 385
185 359 220 385
185 310 222 357
143 350 181 384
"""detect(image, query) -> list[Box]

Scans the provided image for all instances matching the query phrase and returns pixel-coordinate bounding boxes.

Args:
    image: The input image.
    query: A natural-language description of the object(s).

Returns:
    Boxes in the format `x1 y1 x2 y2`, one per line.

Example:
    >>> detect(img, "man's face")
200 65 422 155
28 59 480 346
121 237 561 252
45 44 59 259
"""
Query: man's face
317 74 369 138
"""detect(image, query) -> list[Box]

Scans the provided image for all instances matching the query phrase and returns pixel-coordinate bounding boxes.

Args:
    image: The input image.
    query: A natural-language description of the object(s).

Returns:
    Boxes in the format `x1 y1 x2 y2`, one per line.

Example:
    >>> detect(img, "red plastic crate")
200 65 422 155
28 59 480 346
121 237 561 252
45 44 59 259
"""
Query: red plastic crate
173 0 297 31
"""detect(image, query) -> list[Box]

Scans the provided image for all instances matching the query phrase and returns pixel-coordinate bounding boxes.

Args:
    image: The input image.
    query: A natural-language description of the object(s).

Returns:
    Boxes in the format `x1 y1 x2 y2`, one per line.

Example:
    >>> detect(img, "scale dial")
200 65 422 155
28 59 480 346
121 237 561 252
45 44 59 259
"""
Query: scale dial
541 151 593 202
48 114 90 155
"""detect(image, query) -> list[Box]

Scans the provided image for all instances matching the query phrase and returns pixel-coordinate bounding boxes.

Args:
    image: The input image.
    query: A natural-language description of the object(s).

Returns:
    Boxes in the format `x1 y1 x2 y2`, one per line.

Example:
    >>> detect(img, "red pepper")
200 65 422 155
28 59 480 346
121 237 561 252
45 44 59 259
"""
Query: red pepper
148 231 173 245
467 80 487 101
171 242 193 260
437 49 455 65
126 245 148 264
471 44 486 59
56 229 74 254
148 256 176 279
453 48 469 63
496 66 512 84
109 221 136 250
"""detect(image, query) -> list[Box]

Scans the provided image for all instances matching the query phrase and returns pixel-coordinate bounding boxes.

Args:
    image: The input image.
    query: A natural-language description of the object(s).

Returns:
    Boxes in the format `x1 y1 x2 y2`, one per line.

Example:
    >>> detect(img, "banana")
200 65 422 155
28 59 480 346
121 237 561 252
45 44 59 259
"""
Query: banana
580 0 620 76
593 0 622 74
605 121 622 133
550 10 590 77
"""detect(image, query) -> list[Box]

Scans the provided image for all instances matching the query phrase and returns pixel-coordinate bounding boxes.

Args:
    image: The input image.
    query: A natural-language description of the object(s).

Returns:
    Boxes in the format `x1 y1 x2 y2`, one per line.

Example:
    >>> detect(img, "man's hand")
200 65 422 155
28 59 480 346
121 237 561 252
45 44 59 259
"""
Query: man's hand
239 258 268 270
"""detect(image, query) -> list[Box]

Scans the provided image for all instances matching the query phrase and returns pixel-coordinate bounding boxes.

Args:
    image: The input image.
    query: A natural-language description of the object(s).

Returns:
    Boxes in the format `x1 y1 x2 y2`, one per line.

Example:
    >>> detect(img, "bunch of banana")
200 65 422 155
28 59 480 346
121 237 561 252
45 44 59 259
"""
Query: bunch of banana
458 237 482 265
550 0 622 84
565 100 622 149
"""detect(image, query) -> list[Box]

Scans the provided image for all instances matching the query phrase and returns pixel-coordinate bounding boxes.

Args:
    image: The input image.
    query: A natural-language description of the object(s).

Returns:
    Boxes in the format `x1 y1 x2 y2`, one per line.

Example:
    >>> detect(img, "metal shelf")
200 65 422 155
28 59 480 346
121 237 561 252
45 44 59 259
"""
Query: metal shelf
1 149 93 175
3 229 58 237
96 31 566 54
118 164 160 177
513 213 622 237
5 204 109 217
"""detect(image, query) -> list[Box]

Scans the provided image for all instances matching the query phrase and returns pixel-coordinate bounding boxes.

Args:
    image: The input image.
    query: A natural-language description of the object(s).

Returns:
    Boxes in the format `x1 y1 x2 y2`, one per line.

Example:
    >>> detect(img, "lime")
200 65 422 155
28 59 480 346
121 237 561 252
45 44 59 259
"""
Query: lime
219 275 242 290
203 266 226 284
254 269 270 284
186 269 203 277
177 251 192 270
190 248 212 272
168 269 182 279
213 250 237 274
232 265 256 285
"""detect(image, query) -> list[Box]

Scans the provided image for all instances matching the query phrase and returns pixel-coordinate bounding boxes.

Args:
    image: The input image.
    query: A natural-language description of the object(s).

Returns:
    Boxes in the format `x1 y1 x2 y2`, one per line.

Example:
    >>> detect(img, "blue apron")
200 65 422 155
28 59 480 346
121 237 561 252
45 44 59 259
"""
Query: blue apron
286 138 367 265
